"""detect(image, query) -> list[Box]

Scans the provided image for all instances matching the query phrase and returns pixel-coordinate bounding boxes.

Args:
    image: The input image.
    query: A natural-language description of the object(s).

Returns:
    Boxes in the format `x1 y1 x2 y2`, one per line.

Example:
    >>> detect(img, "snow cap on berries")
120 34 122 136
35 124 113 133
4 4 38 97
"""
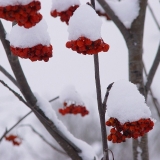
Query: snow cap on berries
51 0 80 12
7 19 51 48
107 79 152 124
105 0 139 28
0 0 37 6
59 85 84 106
68 4 102 41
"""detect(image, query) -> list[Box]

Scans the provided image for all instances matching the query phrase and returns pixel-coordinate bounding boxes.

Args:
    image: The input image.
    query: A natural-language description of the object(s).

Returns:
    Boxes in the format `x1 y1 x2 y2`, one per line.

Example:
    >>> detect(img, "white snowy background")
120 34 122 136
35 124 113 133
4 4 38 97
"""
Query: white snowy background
0 0 160 160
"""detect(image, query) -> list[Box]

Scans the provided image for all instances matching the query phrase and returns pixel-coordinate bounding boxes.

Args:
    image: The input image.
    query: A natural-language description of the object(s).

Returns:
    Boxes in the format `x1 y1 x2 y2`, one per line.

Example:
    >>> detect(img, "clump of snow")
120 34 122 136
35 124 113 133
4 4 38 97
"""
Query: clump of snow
6 19 51 48
51 0 80 12
106 0 140 28
0 0 37 6
34 93 98 160
68 4 102 41
107 79 152 124
59 85 84 106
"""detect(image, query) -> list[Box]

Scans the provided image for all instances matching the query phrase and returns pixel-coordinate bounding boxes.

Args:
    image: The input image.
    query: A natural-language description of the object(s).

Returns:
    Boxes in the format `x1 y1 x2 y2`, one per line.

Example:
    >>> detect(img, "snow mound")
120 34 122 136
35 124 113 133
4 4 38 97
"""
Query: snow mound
59 85 84 106
107 79 152 124
51 0 80 12
68 4 102 41
0 0 37 6
106 0 140 28
6 19 51 48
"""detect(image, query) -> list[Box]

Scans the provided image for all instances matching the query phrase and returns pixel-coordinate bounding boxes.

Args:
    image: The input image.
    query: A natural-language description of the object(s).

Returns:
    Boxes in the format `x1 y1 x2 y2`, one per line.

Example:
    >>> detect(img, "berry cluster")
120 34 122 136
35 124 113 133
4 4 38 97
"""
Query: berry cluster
106 117 154 143
0 1 42 28
51 5 79 25
96 10 111 20
66 37 109 55
10 44 53 62
59 102 89 117
5 134 21 146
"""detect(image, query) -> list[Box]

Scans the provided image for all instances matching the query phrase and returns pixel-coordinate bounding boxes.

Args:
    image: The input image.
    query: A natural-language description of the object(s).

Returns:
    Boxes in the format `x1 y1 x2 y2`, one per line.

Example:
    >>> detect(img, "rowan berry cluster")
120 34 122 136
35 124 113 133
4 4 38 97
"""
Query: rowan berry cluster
59 102 89 117
5 134 21 146
0 0 42 28
106 117 154 143
51 5 79 24
66 37 109 55
10 44 52 62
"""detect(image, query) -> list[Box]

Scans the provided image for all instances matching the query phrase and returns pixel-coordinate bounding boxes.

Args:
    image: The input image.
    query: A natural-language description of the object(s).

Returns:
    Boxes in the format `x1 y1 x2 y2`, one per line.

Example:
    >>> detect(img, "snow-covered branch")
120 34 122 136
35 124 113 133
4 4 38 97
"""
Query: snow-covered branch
0 20 87 160
35 93 98 160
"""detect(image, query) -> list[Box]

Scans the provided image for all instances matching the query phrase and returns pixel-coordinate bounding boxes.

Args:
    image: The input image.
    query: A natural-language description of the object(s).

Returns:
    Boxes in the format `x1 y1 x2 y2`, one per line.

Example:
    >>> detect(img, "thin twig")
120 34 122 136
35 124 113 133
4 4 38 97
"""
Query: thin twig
102 82 114 111
0 18 84 159
148 3 160 30
143 62 160 118
0 111 32 142
91 0 109 159
0 79 29 107
19 124 67 156
0 80 60 142
0 79 76 153
0 65 18 87
101 149 114 160
49 96 59 102
145 43 160 93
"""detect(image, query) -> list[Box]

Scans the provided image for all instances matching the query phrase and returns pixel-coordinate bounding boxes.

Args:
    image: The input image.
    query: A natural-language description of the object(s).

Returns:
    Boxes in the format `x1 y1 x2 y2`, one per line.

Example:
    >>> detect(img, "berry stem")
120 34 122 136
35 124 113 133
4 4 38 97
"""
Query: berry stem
91 1 109 159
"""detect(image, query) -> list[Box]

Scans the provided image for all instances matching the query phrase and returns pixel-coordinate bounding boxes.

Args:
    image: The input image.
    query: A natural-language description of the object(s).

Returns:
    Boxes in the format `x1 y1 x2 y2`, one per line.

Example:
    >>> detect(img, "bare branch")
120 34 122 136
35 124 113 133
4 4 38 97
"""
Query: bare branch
91 1 109 159
102 82 114 111
0 65 18 87
97 0 130 40
20 124 67 156
0 111 32 143
145 43 160 93
0 79 29 107
49 96 59 102
0 20 82 159
143 62 160 118
148 3 160 30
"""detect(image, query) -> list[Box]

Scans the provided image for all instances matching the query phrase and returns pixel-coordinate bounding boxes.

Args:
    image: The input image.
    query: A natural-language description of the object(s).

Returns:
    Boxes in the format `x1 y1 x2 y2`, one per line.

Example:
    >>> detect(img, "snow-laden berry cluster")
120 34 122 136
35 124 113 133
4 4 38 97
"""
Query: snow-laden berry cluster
66 37 109 55
59 85 89 117
0 0 42 28
106 80 155 143
7 19 53 62
50 0 80 24
59 102 89 117
67 4 109 55
106 117 154 143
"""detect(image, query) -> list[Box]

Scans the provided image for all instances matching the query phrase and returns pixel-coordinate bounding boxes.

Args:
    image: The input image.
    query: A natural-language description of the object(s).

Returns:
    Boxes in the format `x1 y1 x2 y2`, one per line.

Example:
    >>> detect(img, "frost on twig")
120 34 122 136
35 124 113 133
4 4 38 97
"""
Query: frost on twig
35 93 98 160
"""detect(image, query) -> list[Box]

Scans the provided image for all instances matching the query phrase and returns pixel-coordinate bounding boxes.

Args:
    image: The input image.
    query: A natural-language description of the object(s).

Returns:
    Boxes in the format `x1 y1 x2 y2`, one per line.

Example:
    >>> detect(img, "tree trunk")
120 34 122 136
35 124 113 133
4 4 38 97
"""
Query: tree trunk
126 1 149 159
